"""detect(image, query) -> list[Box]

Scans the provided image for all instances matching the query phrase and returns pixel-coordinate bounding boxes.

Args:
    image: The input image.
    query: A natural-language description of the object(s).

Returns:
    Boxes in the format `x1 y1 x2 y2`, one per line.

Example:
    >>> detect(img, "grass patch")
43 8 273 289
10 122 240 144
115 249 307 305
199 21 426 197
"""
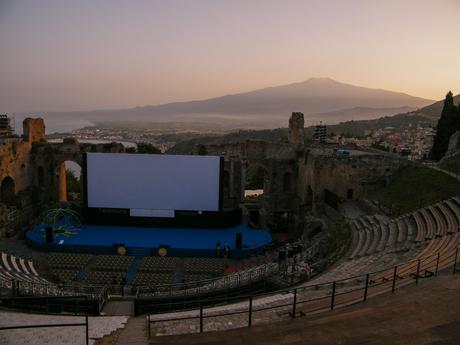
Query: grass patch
367 166 460 215
439 154 460 175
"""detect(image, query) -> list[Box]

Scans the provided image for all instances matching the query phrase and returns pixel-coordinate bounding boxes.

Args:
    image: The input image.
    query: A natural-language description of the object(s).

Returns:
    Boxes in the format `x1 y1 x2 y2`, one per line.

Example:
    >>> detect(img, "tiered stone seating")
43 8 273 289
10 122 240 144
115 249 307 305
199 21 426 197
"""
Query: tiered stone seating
1 252 48 286
420 208 435 240
412 211 426 242
396 218 408 243
386 220 399 248
0 251 69 296
324 200 460 283
429 206 446 237
439 203 457 233
446 199 460 228
144 199 460 337
376 221 389 252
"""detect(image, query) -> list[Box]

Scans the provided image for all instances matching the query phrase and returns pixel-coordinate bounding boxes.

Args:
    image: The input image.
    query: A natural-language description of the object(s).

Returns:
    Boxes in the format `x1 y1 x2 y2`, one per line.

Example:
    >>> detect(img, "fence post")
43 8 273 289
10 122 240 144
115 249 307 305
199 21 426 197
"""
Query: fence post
435 253 440 276
363 274 369 301
199 303 203 333
454 247 459 275
330 281 336 311
148 313 151 337
248 296 253 327
415 259 421 284
85 296 89 345
292 289 297 319
392 266 397 293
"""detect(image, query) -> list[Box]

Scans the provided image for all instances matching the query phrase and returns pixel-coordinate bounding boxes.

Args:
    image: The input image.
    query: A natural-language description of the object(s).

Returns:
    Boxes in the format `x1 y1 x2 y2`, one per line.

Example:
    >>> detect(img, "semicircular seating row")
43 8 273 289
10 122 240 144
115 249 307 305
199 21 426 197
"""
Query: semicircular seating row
0 251 58 295
146 198 460 336
311 197 460 284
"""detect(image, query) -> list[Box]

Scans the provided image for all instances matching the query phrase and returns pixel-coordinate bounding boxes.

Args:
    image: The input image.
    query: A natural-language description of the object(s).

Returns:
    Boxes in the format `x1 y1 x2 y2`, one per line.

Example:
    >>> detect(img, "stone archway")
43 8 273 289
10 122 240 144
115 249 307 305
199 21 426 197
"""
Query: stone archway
0 176 16 206
55 160 82 204
244 161 270 198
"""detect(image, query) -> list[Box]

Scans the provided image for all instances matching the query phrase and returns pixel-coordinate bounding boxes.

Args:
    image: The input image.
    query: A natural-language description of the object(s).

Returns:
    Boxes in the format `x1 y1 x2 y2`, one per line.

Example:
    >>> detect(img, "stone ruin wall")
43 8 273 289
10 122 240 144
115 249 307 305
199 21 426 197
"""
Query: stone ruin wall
305 148 408 203
196 113 307 236
0 119 125 237
0 113 407 239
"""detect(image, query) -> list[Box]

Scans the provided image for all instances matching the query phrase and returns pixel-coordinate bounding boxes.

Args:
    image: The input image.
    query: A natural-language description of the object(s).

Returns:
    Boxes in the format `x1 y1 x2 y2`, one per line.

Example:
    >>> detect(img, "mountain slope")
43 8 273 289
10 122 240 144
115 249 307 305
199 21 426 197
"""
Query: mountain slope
410 94 460 119
21 78 434 131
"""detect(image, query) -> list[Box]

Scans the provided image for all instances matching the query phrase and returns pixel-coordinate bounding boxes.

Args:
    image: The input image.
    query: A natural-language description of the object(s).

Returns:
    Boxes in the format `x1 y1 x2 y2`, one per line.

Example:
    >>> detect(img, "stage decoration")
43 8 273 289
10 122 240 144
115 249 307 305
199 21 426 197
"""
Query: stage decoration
37 208 82 238
117 245 127 255
158 247 167 257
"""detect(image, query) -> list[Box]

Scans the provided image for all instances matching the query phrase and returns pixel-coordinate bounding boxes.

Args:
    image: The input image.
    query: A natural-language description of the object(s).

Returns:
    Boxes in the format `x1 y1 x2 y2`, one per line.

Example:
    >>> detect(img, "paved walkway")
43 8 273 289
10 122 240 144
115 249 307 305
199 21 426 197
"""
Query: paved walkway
150 274 460 345
425 163 460 182
0 312 128 345
101 301 135 316
115 317 148 345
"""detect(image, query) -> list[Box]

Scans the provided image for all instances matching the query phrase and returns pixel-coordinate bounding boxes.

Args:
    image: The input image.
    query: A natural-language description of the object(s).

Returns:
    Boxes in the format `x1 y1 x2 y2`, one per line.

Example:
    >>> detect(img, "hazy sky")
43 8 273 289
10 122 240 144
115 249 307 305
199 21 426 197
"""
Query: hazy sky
1 0 459 112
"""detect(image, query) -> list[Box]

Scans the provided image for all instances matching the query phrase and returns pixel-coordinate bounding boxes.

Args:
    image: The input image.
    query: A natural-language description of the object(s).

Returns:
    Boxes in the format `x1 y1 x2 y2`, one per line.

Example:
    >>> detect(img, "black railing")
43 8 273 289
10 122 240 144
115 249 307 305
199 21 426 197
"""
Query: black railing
0 295 90 345
145 246 460 336
1 258 282 302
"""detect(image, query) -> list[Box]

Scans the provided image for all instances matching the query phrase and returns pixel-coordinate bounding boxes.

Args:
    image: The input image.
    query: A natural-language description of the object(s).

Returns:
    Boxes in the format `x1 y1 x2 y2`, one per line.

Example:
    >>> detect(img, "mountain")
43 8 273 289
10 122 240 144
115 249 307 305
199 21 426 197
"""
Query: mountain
19 78 434 132
306 106 418 125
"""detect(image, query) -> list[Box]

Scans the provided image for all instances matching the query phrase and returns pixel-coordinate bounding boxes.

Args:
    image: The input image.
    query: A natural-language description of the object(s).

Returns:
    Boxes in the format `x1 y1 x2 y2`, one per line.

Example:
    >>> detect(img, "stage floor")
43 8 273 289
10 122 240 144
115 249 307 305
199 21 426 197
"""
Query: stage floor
26 223 271 256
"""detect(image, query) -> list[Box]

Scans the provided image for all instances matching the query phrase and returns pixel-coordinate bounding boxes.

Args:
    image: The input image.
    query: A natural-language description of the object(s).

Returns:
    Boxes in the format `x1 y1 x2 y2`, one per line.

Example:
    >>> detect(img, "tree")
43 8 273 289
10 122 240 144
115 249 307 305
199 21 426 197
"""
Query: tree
127 143 161 154
66 170 80 193
430 91 459 161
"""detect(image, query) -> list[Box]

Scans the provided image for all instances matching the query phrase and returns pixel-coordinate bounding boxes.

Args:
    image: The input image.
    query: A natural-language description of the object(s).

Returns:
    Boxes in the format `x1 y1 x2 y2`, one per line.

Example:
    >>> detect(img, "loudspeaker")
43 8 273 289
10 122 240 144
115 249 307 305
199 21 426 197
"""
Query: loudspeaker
45 227 54 244
235 232 242 250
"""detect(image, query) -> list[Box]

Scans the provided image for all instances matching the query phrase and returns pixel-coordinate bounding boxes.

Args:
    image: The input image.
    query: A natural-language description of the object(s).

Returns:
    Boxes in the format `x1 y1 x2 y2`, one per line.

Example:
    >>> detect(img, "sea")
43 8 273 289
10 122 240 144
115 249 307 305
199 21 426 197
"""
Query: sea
13 114 95 135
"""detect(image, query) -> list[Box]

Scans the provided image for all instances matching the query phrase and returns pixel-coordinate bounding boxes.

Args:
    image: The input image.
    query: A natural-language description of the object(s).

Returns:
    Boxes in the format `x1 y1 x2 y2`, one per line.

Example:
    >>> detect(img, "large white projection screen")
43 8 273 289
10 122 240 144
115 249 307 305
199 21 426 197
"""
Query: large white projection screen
86 153 221 212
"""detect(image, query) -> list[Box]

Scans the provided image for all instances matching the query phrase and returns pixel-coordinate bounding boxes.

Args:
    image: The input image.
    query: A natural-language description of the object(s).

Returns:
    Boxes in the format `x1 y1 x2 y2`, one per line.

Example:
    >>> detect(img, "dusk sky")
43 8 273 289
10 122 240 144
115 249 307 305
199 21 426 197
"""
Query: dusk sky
1 0 459 112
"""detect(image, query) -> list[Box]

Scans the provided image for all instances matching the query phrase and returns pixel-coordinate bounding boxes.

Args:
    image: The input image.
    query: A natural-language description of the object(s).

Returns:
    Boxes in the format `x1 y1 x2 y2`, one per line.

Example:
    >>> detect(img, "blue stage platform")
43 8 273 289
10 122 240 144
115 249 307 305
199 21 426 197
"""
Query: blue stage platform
26 223 272 258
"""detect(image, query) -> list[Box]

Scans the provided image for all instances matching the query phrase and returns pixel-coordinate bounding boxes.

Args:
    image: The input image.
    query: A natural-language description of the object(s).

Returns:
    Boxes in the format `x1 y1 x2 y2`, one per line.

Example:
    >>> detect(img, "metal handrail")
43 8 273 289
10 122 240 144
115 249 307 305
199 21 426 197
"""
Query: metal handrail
145 246 460 336
0 295 90 345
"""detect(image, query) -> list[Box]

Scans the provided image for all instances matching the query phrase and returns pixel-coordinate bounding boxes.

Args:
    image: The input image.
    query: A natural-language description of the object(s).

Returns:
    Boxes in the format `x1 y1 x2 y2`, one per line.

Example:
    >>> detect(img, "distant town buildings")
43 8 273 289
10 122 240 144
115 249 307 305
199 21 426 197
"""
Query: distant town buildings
334 125 435 160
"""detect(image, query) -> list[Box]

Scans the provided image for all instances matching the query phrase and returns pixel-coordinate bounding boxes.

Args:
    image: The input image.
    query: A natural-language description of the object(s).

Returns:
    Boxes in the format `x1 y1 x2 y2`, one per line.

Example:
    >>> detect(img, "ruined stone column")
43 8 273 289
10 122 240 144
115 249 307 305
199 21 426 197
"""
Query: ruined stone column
59 162 67 203
288 112 305 149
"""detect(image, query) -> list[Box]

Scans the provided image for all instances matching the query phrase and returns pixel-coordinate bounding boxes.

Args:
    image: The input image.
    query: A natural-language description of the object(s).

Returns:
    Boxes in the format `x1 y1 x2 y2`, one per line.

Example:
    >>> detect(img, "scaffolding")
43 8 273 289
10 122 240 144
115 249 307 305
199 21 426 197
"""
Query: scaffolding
314 122 327 143
0 114 13 137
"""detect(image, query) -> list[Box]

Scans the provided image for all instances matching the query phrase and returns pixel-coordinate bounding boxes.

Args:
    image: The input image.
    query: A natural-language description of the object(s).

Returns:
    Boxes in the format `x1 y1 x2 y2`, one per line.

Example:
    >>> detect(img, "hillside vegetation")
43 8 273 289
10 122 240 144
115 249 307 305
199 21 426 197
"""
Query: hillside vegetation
368 166 460 215
439 154 460 175
430 92 460 160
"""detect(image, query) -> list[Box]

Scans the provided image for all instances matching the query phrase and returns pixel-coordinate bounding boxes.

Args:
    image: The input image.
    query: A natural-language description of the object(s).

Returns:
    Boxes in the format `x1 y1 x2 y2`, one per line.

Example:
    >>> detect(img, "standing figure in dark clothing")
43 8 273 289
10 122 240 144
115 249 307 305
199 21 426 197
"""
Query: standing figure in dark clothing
223 244 230 258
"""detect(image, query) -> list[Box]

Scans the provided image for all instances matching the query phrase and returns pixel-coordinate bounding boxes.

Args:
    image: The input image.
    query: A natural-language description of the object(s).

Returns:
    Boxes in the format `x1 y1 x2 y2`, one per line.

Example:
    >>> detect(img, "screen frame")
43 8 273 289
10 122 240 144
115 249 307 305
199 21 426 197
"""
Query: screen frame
82 152 225 216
